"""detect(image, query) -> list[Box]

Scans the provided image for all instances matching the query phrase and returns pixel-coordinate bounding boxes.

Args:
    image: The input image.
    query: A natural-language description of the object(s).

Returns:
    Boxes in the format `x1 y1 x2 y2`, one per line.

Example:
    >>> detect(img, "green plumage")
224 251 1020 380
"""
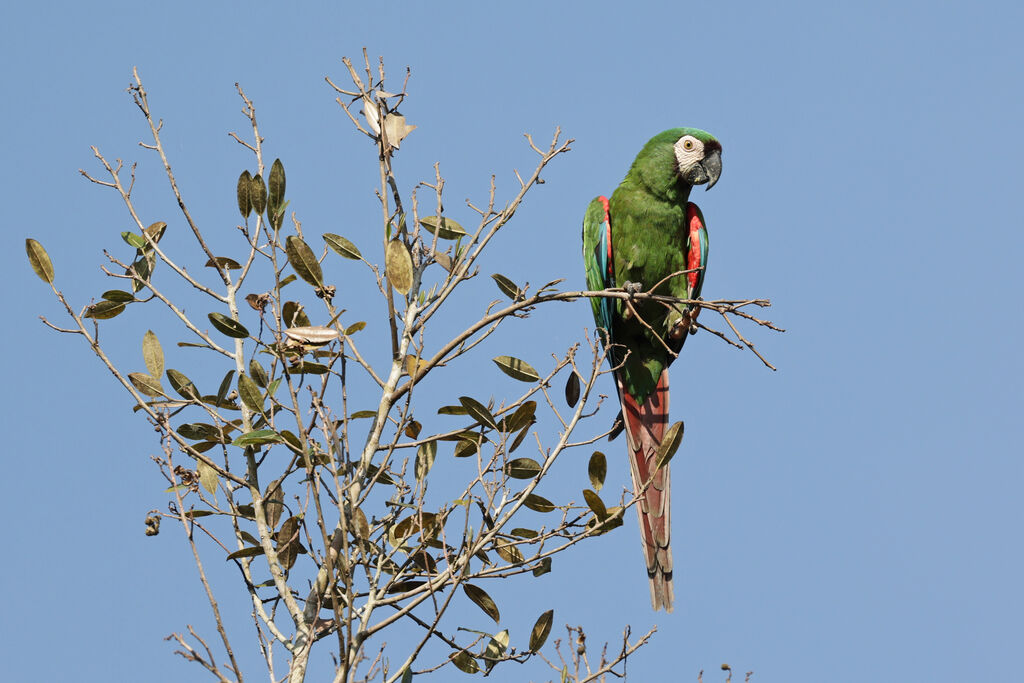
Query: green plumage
581 127 721 611
584 128 719 401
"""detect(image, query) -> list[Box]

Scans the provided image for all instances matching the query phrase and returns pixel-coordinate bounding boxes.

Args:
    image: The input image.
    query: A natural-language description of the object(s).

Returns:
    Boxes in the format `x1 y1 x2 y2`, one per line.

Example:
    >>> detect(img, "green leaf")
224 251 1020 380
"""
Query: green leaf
500 401 536 433
101 289 135 303
393 512 438 544
264 479 284 530
415 441 437 481
215 370 235 407
200 395 239 411
505 458 541 480
84 300 126 320
483 629 509 672
235 507 257 522
529 609 554 652
533 557 552 577
205 256 242 270
249 359 268 388
437 405 469 416
386 580 426 594
279 430 302 453
250 174 267 215
491 273 522 300
419 215 467 240
143 221 167 247
197 459 218 495
25 239 55 284
349 410 376 419
454 435 480 458
509 420 533 453
281 300 310 328
589 506 625 534
238 373 264 413
410 549 437 573
494 542 523 564
350 507 370 539
565 371 581 408
459 396 497 430
654 421 684 471
523 494 555 513
510 528 538 539
400 668 413 683
323 233 362 260
226 546 265 561
463 584 500 623
285 235 323 287
583 489 608 520
290 361 328 374
275 515 303 570
177 423 222 441
142 330 164 379
237 170 253 217
366 462 396 486
385 239 413 295
588 451 607 492
268 159 286 218
433 251 453 272
232 429 284 447
128 372 163 398
127 252 155 293
208 312 250 338
450 650 480 674
167 369 200 401
344 321 366 335
492 356 540 383
121 231 147 249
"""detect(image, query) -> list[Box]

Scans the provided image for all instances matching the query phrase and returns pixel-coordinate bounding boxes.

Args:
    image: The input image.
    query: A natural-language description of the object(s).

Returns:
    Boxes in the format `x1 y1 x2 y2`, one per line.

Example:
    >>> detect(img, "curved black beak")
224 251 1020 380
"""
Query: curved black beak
700 148 722 191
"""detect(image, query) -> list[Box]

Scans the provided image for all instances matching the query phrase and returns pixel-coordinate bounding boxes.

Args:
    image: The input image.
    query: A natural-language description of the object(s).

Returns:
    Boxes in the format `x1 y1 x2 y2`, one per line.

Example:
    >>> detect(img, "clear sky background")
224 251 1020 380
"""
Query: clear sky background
3 2 1021 681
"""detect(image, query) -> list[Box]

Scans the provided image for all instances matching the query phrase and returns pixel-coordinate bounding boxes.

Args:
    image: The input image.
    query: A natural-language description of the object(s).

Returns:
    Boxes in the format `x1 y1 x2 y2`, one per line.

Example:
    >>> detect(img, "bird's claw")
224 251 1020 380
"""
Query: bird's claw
669 306 701 339
622 281 643 296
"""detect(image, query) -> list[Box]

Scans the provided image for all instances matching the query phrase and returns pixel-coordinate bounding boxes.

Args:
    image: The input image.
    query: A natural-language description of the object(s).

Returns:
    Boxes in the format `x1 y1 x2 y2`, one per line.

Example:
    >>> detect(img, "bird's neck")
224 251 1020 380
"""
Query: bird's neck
624 169 692 204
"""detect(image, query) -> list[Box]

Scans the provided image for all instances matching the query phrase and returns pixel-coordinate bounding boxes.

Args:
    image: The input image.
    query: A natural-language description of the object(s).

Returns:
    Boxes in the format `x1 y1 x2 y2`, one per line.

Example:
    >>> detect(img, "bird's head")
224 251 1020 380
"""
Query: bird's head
672 129 722 191
631 128 723 200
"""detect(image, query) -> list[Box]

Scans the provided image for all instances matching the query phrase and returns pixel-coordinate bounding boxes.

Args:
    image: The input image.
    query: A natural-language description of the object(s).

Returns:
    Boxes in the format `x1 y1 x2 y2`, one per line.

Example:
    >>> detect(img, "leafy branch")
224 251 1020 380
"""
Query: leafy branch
27 50 777 683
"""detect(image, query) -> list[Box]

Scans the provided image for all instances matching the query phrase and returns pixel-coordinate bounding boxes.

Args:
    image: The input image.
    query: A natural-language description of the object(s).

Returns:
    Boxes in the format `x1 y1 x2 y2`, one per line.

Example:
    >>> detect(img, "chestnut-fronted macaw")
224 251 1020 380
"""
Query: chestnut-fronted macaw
582 128 722 612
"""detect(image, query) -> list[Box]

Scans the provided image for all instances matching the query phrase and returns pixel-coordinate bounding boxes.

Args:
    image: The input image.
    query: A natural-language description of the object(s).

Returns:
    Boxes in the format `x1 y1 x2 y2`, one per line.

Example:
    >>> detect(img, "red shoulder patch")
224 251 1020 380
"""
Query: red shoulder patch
685 203 703 292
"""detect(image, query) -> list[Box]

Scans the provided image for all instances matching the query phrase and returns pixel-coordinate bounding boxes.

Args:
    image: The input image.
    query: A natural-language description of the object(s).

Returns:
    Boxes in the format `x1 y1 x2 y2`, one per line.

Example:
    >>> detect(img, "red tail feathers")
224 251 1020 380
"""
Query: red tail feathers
617 370 674 612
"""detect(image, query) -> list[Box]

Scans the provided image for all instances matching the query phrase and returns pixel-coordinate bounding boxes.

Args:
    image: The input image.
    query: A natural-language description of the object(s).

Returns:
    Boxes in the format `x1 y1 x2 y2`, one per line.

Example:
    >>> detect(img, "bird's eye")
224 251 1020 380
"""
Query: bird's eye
683 139 694 151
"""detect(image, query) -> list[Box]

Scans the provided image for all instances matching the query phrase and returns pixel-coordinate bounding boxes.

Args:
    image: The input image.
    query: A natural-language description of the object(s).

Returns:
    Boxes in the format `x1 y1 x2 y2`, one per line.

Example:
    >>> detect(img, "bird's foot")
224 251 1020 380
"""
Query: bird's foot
622 281 643 296
669 306 701 339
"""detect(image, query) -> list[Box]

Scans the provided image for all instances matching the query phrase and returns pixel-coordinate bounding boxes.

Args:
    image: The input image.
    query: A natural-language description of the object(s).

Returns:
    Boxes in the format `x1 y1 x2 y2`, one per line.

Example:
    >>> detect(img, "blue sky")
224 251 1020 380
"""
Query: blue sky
3 1 1022 681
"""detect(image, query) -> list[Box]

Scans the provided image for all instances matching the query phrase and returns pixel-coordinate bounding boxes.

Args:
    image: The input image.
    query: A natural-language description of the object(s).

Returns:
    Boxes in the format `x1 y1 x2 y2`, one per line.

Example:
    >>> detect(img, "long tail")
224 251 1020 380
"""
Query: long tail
617 370 673 612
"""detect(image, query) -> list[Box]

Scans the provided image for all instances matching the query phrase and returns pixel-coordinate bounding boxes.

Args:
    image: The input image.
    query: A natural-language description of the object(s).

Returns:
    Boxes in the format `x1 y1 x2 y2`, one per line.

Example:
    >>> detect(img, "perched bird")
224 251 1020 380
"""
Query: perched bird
582 128 722 612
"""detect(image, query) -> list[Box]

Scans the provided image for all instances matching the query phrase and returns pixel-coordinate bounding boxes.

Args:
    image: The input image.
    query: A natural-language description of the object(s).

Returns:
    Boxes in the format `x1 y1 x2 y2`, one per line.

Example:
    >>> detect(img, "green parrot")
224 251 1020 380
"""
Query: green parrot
582 128 722 612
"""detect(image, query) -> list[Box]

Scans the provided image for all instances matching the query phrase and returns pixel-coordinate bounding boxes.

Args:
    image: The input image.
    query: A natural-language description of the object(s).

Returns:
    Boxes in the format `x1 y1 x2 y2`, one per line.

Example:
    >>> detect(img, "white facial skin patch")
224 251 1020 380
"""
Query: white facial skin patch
673 135 705 174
